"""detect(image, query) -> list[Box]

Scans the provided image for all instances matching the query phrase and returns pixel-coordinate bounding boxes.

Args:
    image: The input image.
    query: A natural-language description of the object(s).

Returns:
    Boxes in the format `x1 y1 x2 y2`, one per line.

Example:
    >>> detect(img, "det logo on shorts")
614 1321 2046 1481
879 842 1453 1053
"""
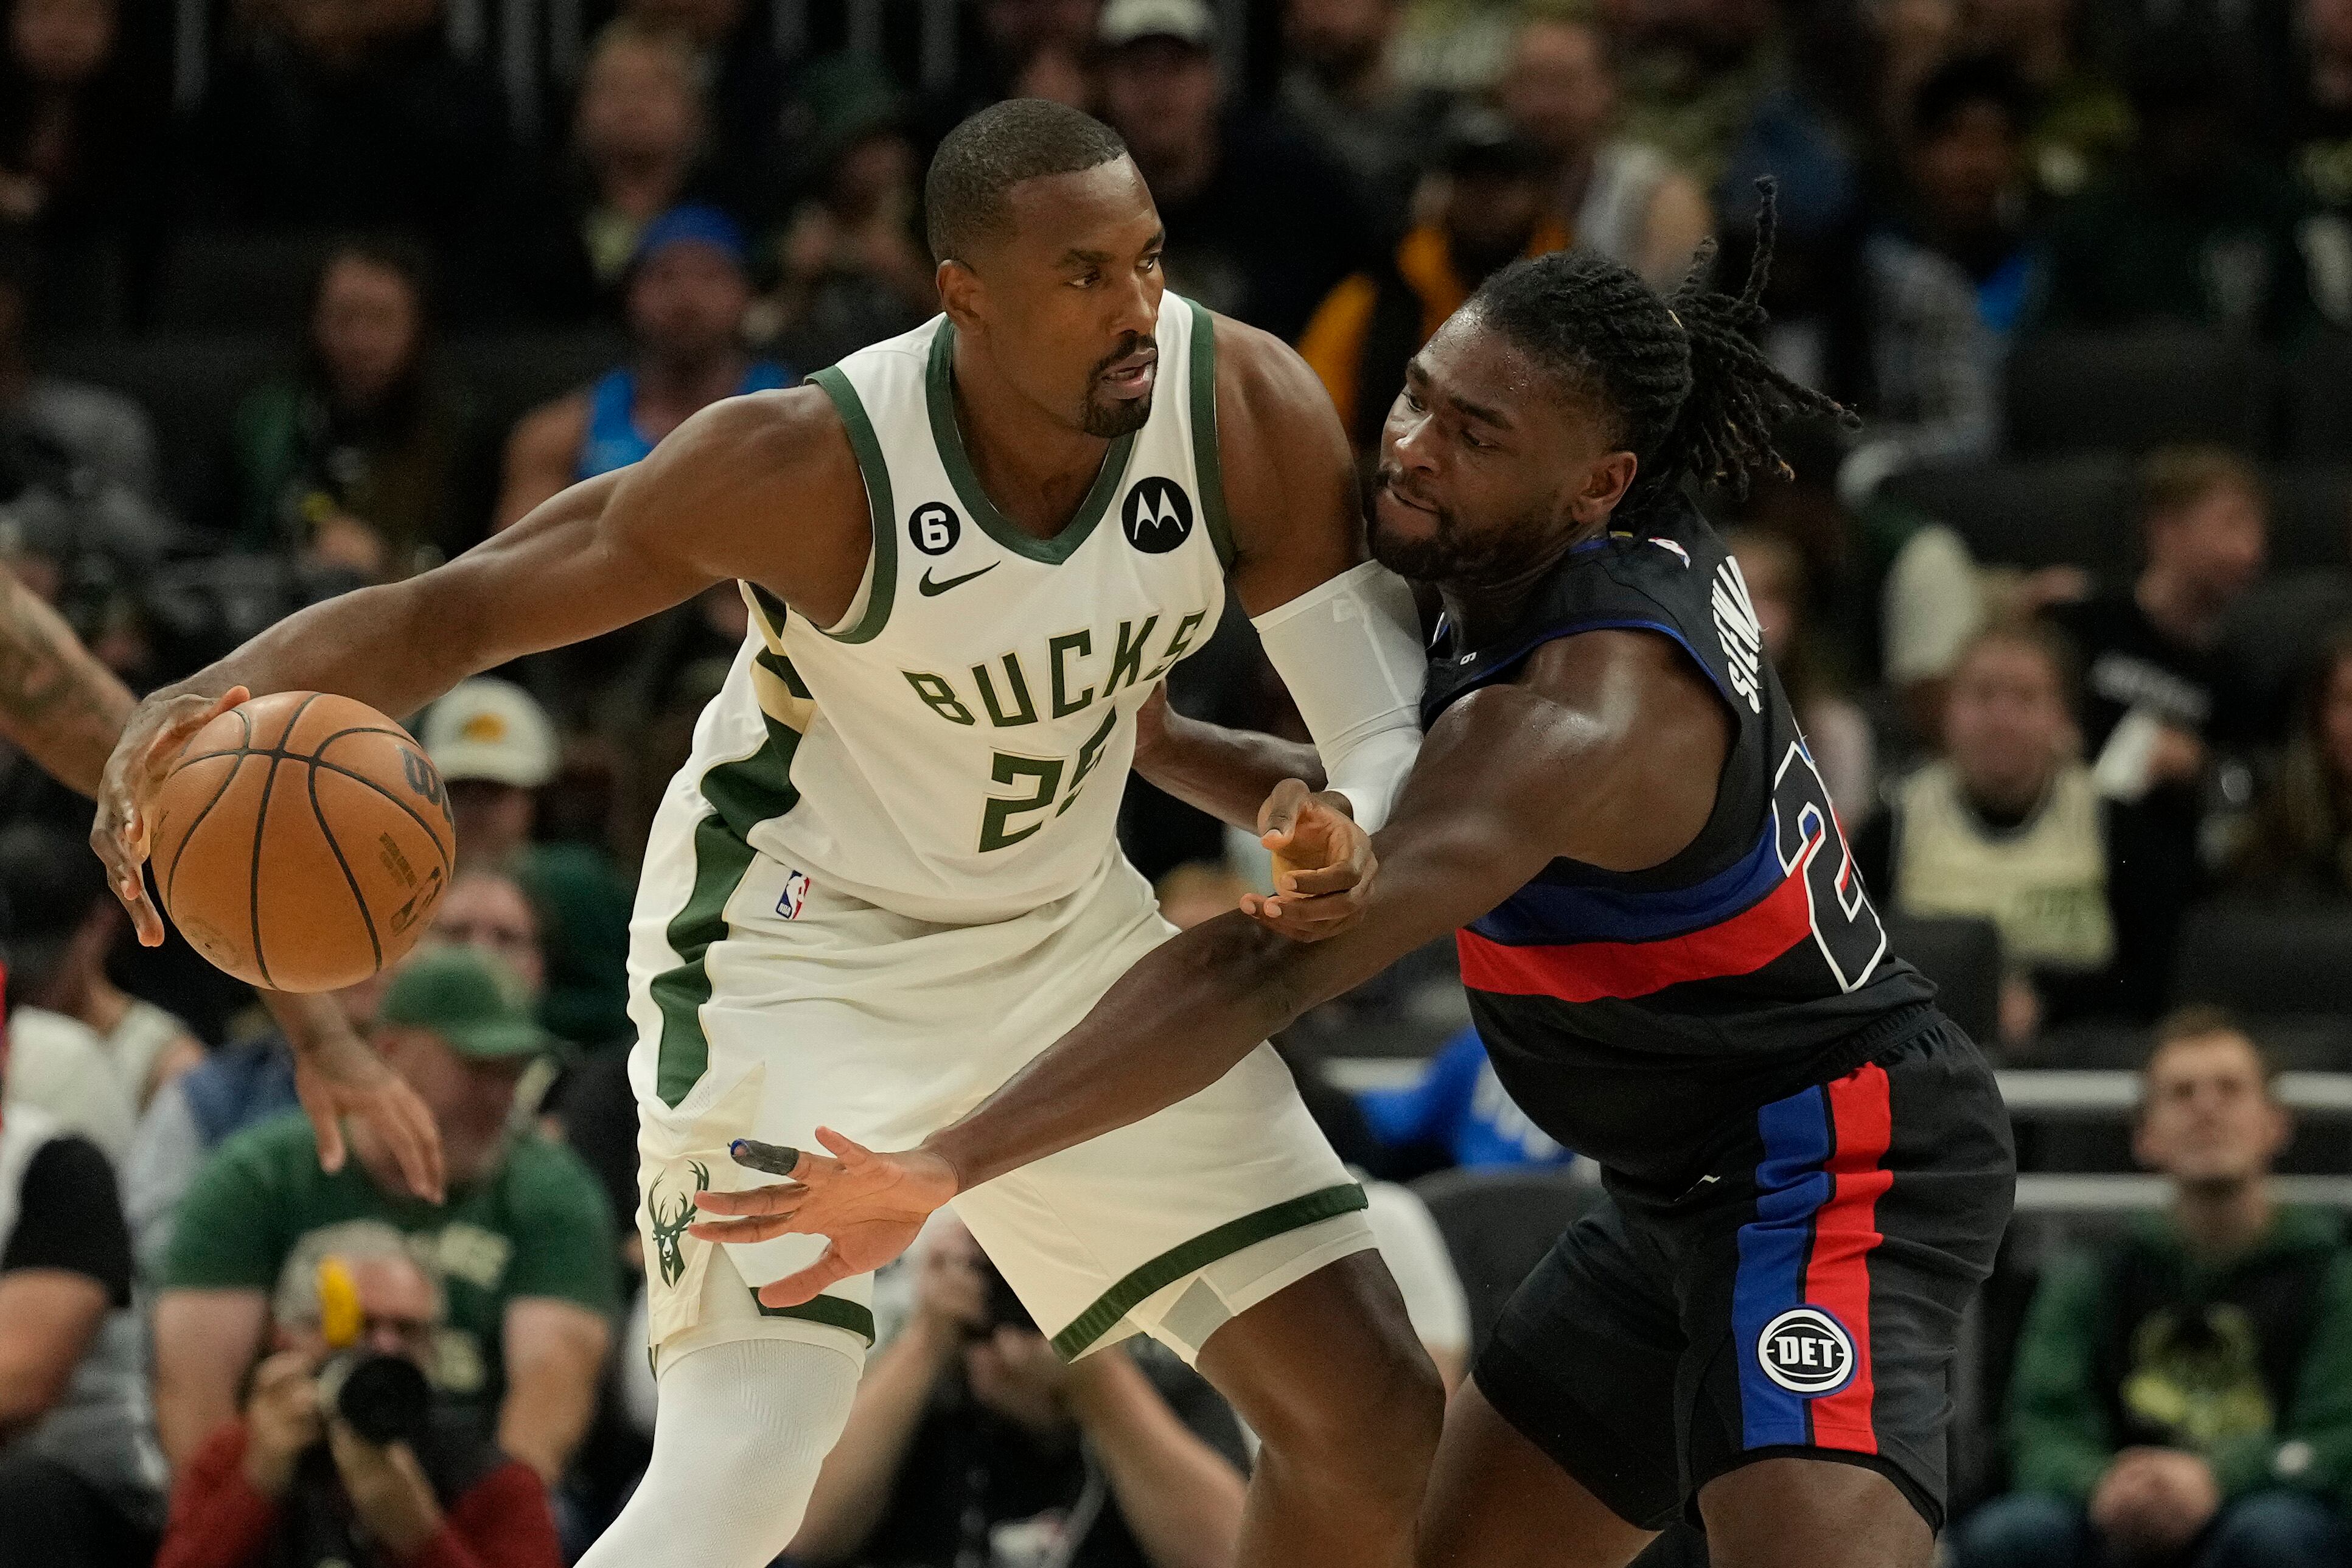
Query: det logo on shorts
1756 1306 1856 1396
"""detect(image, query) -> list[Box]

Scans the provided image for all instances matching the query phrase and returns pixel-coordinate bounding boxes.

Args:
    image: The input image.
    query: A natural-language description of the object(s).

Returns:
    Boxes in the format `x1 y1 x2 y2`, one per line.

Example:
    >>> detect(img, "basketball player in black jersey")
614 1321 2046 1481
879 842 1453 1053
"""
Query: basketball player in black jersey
691 193 2017 1568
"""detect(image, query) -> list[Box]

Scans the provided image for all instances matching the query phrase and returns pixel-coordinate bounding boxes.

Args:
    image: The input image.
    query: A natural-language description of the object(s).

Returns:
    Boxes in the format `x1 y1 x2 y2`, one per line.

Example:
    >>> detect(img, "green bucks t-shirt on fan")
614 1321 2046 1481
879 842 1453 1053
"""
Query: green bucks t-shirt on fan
162 1111 618 1413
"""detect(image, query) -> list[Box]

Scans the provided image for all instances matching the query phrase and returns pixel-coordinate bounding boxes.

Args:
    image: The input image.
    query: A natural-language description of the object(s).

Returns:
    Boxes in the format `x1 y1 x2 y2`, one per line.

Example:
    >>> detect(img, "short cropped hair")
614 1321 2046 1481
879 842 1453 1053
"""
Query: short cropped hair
2137 444 2264 527
924 99 1129 264
2144 1005 2275 1093
1953 619 2082 719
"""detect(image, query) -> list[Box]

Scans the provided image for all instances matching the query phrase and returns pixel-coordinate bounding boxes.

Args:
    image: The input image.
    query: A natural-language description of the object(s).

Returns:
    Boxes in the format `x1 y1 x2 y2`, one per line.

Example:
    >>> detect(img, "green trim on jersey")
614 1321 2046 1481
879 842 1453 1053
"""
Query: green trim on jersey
1187 299 1237 570
751 1291 877 1344
1049 1182 1368 1359
808 366 898 644
926 320 1138 565
649 710 804 1107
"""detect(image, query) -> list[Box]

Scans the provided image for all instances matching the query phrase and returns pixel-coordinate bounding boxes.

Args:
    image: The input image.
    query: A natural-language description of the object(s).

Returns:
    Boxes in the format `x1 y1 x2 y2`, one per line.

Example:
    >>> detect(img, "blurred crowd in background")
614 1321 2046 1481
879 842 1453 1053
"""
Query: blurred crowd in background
12 0 2352 1562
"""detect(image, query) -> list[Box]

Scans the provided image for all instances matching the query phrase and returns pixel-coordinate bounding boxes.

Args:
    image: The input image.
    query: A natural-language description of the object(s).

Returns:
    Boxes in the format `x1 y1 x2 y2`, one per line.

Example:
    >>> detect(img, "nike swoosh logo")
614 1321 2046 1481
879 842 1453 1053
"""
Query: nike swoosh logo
918 563 999 597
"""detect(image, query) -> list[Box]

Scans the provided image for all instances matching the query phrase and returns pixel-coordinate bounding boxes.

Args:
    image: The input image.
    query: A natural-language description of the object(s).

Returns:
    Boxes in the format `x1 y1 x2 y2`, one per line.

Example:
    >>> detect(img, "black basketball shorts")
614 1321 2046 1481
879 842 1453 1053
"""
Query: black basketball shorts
1473 1014 2015 1534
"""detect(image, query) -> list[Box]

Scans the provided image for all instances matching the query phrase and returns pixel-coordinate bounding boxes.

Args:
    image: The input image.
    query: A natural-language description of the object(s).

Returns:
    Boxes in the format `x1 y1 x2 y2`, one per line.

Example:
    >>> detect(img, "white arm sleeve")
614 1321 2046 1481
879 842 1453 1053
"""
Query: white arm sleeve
1251 560 1426 832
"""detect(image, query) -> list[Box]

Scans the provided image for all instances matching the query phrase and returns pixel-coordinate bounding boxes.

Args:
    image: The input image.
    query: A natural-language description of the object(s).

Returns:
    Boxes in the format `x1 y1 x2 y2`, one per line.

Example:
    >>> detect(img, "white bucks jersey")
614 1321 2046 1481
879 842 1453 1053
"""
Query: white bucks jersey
685 297 1230 923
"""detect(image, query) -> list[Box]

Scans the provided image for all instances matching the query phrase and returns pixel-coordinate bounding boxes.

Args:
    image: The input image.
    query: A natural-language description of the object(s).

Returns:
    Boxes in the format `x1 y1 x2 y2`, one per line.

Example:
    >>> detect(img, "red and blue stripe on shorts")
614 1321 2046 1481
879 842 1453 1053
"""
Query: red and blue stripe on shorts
1729 1062 1894 1452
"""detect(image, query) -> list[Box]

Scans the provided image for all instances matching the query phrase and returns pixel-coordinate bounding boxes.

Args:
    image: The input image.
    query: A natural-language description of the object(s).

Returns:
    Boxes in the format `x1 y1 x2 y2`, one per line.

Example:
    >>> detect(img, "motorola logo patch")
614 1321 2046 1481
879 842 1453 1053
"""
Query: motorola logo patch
1122 478 1194 555
1756 1306 1855 1396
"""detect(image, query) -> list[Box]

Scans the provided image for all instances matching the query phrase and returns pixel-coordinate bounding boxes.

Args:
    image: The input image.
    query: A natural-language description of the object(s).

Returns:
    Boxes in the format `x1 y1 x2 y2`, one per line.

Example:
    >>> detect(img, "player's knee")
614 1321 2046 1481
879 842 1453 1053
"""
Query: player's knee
1251 1306 1443 1493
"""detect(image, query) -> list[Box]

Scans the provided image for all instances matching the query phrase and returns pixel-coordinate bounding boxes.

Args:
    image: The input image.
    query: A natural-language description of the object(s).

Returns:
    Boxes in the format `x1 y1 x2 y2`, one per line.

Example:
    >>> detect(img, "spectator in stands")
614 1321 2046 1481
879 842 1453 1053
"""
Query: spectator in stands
125 873 531 1277
1098 0 1378 343
2233 627 2352 899
2033 35 2320 338
0 262 158 500
2287 0 2352 321
908 0 1099 154
1353 1025 1572 1176
0 821 200 1112
523 21 723 312
155 1222 563 1568
0 0 165 243
2 950 137 1163
1717 133 2000 471
428 868 546 1002
758 61 937 375
1854 624 2179 1046
1299 108 1567 454
2055 445 2268 790
126 984 384 1284
1905 54 2041 334
1279 0 1446 234
194 0 511 243
1955 1010 2352 1568
422 678 633 1047
1607 0 1781 191
231 240 475 584
1958 0 2132 199
1735 420 1986 739
1727 526 1877 818
0 1003 162 1568
619 0 786 195
788 1213 1249 1568
1497 14 1714 291
498 205 787 527
153 949 617 1482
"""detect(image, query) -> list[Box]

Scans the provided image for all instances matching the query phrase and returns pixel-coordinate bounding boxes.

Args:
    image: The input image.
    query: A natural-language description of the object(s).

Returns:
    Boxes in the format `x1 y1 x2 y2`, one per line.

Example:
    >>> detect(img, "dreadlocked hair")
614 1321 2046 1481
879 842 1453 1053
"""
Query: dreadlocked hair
1464 180 1854 518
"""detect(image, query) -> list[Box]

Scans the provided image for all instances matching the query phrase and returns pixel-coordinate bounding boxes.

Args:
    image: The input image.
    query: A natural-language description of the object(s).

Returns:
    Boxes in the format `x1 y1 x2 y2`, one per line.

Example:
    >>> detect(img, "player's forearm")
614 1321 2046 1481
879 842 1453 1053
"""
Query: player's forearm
1068 1353 1244 1568
925 913 1352 1191
0 567 138 795
1132 705 1325 831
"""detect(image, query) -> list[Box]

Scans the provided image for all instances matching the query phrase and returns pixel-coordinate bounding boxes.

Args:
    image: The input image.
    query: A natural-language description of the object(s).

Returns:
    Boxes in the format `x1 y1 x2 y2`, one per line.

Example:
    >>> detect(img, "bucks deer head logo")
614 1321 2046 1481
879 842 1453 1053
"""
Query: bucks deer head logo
647 1162 710 1288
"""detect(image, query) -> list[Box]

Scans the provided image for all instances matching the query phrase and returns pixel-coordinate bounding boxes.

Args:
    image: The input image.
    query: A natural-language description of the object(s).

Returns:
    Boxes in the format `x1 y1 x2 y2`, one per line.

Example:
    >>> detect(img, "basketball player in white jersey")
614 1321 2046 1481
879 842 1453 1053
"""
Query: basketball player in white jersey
94 101 1441 1568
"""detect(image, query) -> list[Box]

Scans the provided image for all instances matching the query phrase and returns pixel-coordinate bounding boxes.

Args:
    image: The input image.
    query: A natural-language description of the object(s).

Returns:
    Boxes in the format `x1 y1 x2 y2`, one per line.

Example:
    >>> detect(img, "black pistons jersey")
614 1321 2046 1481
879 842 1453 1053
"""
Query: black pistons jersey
1424 496 1939 1191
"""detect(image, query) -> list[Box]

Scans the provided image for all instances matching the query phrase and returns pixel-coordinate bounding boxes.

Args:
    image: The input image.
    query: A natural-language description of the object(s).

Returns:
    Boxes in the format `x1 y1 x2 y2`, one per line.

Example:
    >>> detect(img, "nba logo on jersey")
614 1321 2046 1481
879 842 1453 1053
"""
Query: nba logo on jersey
775 869 812 921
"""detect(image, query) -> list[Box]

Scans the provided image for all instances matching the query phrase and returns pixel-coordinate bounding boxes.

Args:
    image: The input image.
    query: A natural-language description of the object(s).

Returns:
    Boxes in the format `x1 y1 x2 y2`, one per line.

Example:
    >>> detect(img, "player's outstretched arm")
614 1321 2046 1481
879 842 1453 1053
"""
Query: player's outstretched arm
94 388 862 945
695 631 1733 1307
691 678 1585 1305
692 689 1566 1302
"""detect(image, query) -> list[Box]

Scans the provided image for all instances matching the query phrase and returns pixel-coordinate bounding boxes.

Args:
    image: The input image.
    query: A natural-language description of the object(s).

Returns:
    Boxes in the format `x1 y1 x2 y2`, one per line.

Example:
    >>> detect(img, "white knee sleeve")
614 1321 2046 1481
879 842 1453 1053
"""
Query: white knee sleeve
578 1336 864 1568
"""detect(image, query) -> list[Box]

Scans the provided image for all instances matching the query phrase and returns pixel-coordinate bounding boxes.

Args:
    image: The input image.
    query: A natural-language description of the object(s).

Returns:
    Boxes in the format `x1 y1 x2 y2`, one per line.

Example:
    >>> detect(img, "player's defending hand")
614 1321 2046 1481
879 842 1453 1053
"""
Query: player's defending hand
1244 778 1376 942
270 991 445 1203
92 684 249 946
691 1129 958 1308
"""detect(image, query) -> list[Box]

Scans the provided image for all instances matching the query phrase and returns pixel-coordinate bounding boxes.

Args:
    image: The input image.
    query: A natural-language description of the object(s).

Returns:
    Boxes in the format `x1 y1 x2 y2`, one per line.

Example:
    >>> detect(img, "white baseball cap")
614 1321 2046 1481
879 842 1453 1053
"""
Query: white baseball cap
422 678 557 790
1100 0 1217 50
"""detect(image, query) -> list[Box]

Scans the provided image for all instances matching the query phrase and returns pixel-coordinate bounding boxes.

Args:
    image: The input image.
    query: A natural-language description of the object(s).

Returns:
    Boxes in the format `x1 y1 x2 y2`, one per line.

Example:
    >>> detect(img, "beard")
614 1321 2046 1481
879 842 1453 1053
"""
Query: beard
1368 467 1557 587
1081 388 1154 438
1078 331 1157 438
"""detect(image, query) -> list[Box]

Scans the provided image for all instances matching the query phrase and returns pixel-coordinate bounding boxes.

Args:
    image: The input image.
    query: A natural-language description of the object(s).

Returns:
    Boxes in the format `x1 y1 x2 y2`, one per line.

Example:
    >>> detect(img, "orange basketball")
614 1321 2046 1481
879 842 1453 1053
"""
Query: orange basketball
149 691 458 992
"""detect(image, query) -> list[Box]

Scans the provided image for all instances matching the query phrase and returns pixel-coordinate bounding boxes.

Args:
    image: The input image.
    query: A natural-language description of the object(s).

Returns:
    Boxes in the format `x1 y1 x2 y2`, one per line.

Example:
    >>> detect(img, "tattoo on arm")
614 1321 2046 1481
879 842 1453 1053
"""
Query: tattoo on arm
0 569 138 797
